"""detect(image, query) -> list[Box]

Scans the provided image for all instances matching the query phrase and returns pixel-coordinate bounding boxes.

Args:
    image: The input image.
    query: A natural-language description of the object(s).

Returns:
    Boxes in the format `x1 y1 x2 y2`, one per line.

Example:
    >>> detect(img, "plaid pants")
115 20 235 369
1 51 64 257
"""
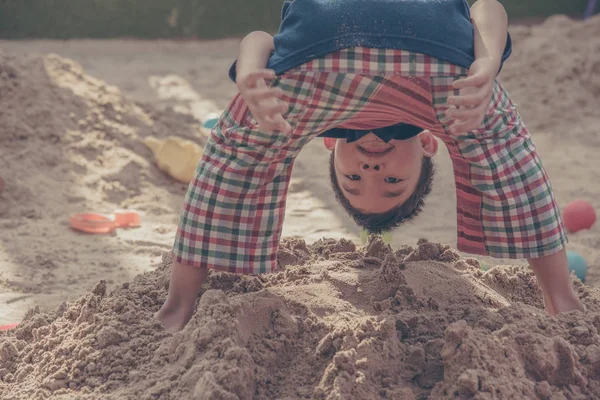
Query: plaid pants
174 48 567 274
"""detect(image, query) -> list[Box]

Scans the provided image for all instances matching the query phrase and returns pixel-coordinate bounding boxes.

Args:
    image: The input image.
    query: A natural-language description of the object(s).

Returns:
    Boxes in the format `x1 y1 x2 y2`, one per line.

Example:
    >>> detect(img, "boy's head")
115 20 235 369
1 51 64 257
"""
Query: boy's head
326 130 438 233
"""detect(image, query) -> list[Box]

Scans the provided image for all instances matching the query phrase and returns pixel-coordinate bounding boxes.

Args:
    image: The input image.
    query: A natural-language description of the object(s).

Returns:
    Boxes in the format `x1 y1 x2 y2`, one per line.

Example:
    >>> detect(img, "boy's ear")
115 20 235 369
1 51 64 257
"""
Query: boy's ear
324 137 336 151
419 130 439 158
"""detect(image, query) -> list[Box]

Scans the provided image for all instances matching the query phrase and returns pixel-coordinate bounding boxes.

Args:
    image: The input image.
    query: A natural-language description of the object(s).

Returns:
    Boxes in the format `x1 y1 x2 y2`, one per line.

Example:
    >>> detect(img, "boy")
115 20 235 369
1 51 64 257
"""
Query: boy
157 0 583 332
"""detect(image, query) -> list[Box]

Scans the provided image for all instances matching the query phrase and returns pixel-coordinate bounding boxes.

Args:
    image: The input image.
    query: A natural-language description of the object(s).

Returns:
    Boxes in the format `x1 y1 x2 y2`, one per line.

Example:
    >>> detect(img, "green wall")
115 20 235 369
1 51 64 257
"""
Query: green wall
0 0 593 39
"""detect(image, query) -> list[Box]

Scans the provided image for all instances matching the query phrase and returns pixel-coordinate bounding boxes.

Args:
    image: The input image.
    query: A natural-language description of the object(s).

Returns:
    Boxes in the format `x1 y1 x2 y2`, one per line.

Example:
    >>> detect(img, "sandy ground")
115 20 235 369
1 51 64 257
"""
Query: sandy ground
0 14 599 400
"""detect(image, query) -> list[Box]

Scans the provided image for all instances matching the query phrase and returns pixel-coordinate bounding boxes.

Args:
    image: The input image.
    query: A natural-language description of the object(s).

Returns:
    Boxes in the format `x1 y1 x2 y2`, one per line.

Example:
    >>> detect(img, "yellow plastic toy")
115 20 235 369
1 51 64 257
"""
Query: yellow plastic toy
143 136 204 183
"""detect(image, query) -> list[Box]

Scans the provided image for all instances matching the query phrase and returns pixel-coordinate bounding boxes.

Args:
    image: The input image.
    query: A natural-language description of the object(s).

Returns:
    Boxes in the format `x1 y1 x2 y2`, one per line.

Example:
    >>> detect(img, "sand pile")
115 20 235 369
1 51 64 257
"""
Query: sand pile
0 49 206 218
1 238 600 399
0 49 207 315
501 15 600 142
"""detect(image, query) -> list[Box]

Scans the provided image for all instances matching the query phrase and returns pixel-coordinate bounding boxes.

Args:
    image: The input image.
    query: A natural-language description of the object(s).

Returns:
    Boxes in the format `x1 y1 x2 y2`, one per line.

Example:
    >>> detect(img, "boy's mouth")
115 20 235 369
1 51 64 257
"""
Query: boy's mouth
357 144 394 156
358 140 394 154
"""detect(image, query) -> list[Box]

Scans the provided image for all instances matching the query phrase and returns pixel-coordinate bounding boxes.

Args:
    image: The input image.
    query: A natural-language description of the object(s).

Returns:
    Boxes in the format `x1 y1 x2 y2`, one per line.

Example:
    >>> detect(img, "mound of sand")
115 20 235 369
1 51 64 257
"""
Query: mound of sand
1 238 600 399
1 14 600 400
0 49 207 217
0 49 207 317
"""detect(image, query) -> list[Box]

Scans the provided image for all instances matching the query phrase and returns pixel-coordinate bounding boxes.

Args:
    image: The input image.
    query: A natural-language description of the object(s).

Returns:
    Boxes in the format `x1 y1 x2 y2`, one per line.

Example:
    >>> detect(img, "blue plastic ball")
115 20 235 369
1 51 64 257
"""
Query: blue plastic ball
202 118 219 129
566 250 587 282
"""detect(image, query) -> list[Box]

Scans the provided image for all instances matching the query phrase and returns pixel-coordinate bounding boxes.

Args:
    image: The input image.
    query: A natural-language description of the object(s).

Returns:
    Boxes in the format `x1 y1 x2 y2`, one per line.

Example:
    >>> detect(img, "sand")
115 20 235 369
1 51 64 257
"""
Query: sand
1 238 600 399
0 14 600 400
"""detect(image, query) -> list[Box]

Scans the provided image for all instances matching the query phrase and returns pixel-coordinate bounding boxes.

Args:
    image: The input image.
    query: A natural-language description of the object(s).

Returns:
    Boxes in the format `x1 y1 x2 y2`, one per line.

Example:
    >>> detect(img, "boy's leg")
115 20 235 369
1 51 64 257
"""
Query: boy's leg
156 262 208 333
429 77 583 314
157 90 308 331
528 249 583 315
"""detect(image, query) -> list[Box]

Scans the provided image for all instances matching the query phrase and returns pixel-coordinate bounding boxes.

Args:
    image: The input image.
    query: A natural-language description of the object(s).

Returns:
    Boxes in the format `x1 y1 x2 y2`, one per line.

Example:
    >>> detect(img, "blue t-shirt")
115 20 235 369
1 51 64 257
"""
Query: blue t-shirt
230 0 512 82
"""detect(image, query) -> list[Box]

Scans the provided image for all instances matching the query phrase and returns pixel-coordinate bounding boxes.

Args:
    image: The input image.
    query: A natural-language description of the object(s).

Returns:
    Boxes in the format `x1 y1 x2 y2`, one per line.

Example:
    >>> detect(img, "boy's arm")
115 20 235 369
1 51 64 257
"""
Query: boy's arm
470 0 508 68
236 31 275 78
235 31 291 133
447 0 509 134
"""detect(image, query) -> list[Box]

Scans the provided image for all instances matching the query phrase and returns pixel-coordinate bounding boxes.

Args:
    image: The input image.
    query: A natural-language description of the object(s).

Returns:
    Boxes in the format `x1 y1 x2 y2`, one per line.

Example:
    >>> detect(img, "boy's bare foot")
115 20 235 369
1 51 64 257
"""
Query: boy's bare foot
546 292 585 316
156 303 195 333
156 261 209 333
529 249 585 316
541 292 557 315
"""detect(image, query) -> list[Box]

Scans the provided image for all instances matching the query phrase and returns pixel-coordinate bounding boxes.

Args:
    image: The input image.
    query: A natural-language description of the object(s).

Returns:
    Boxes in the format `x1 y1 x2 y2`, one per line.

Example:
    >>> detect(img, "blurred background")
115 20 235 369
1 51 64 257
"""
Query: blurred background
0 0 595 39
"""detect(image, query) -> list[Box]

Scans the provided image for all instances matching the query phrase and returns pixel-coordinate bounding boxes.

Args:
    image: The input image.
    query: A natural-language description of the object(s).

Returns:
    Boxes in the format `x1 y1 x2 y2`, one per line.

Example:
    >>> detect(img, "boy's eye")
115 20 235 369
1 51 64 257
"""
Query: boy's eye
346 175 361 181
385 177 401 183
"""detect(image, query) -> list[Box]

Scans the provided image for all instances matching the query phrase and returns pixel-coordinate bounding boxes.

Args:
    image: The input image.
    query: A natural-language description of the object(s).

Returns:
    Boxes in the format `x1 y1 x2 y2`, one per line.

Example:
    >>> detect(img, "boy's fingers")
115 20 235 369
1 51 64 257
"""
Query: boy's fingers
451 107 487 133
453 73 487 89
249 88 283 102
270 115 292 132
257 115 279 129
260 115 291 133
449 98 488 120
255 79 269 92
450 121 476 134
278 102 289 113
448 91 487 107
447 107 481 120
450 120 480 134
449 120 475 134
245 69 276 86
260 102 288 117
258 101 288 116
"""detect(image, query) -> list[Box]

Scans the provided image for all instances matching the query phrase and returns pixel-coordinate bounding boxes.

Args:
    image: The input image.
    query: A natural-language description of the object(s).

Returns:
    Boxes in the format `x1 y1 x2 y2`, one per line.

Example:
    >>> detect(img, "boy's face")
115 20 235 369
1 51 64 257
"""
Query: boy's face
328 131 438 214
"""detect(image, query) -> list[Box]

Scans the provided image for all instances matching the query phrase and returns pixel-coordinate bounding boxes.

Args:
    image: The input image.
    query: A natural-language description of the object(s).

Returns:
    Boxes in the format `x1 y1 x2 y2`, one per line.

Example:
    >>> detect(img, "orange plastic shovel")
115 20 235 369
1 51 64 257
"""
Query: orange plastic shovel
0 323 19 331
69 209 140 234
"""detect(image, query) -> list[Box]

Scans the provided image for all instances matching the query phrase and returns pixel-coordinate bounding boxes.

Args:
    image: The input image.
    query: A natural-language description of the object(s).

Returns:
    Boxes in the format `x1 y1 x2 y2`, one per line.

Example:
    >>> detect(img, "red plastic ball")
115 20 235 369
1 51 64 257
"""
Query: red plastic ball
563 200 596 233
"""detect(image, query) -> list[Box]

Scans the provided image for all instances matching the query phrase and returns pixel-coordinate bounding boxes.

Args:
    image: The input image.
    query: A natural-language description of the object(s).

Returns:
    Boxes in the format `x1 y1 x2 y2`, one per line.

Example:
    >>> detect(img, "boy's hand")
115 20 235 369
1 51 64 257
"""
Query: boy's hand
236 69 292 133
446 57 500 134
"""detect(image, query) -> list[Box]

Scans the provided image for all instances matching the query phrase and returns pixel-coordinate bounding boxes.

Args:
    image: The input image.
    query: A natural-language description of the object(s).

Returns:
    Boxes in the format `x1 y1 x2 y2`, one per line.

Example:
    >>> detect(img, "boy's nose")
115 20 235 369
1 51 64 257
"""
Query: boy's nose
361 163 381 171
